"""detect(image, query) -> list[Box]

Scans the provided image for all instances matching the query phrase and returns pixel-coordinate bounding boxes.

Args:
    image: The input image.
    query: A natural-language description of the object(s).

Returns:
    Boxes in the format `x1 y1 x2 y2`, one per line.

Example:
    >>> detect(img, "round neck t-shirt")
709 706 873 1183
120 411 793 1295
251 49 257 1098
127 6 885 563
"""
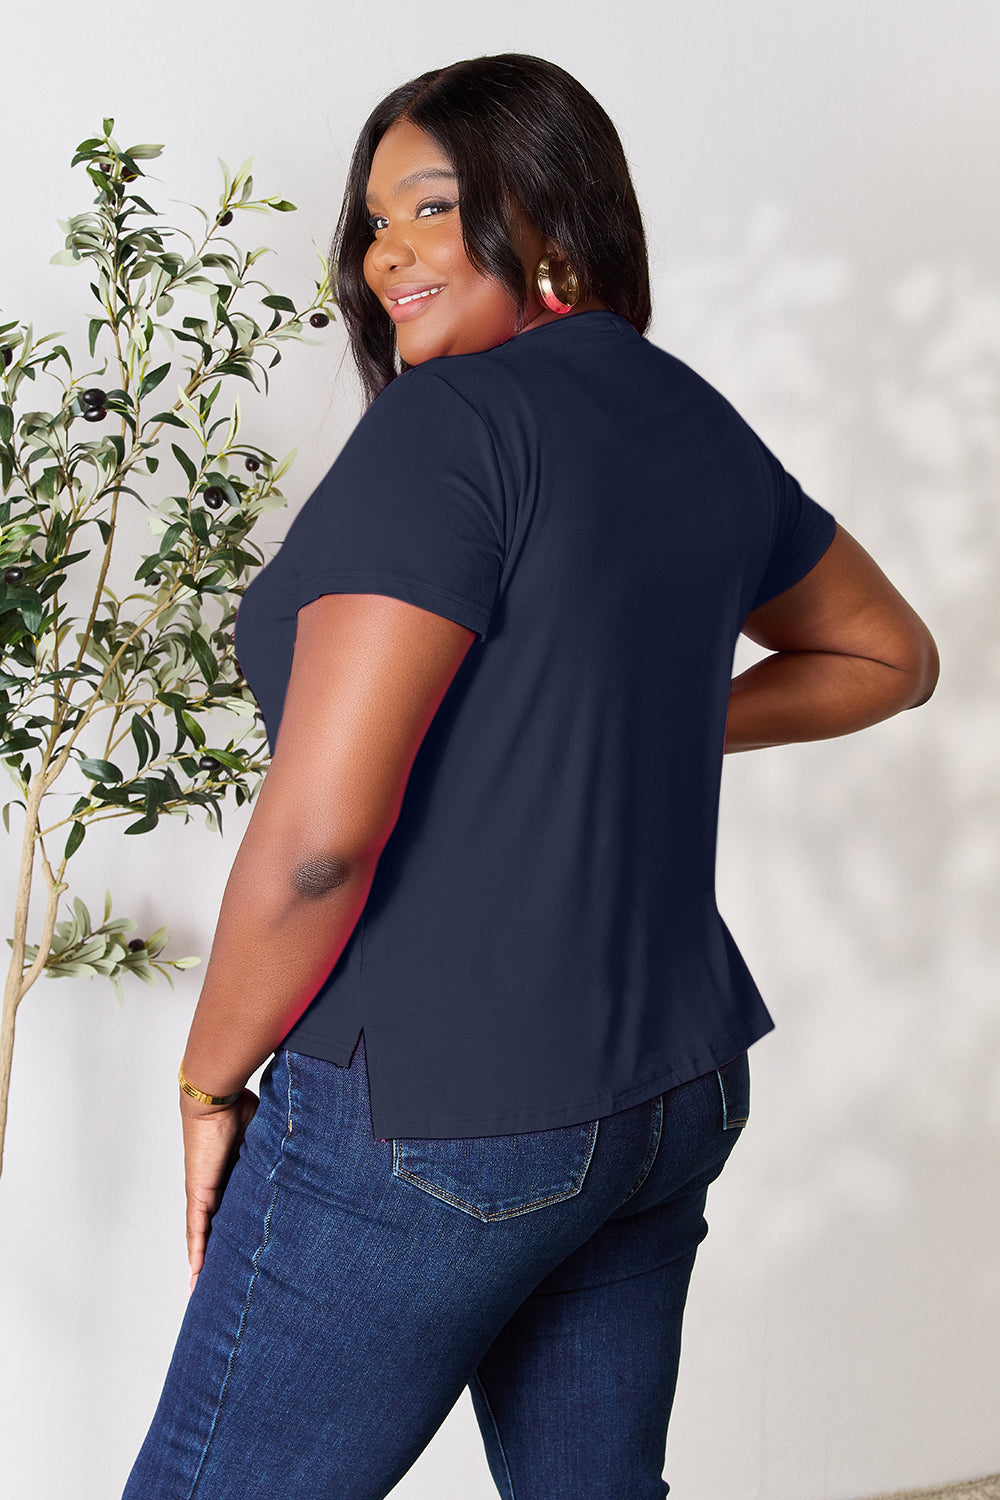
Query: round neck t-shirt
233 309 837 1140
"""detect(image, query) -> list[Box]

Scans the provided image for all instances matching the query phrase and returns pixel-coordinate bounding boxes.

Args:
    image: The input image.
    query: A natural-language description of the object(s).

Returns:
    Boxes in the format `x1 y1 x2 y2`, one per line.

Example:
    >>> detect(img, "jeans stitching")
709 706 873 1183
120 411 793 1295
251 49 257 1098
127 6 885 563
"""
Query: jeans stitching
187 1053 295 1497
471 1368 517 1500
617 1094 664 1207
716 1063 749 1130
392 1120 600 1221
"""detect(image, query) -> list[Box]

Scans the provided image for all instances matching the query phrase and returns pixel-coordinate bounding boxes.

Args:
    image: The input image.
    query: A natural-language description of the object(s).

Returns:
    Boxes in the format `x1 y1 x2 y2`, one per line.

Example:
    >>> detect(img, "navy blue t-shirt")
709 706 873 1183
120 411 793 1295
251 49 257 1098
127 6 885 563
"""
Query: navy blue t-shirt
234 309 837 1139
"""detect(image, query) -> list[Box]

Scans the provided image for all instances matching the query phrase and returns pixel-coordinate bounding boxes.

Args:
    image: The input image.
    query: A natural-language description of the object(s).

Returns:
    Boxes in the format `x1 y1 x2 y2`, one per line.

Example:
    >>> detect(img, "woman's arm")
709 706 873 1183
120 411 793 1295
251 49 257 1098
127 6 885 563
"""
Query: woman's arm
725 523 940 752
178 591 477 1284
181 591 477 1096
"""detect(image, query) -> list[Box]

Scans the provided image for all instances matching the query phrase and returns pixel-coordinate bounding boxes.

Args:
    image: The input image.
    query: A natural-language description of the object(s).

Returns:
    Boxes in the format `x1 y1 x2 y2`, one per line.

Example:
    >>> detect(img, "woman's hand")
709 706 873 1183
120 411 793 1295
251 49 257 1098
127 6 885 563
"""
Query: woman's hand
180 1087 259 1293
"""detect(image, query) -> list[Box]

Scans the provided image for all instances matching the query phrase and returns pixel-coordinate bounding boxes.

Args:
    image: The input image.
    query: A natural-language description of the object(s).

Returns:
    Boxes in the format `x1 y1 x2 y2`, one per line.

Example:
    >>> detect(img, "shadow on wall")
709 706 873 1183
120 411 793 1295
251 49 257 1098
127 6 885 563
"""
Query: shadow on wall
656 200 1000 1498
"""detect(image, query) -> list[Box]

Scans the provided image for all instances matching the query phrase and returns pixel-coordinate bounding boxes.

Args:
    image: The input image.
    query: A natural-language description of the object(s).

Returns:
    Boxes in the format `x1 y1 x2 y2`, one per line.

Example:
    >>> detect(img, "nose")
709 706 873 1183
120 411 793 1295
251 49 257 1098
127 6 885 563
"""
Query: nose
369 220 416 276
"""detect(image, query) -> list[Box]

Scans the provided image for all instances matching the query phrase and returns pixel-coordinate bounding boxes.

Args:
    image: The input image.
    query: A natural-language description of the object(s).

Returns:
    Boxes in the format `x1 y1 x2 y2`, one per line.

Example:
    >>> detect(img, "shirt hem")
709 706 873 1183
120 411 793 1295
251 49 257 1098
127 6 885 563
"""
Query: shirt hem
286 1015 775 1138
750 507 837 612
296 566 492 638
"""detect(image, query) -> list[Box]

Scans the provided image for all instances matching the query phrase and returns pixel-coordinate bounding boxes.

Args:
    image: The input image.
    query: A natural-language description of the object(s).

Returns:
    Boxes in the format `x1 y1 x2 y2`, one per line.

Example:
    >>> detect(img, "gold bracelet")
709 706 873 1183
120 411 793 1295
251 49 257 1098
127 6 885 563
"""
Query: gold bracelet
178 1062 243 1108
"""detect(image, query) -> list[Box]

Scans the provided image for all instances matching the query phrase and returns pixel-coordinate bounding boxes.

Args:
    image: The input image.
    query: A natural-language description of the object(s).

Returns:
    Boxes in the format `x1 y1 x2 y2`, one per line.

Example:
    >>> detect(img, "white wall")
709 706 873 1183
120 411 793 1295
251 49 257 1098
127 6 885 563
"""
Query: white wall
0 3 997 1496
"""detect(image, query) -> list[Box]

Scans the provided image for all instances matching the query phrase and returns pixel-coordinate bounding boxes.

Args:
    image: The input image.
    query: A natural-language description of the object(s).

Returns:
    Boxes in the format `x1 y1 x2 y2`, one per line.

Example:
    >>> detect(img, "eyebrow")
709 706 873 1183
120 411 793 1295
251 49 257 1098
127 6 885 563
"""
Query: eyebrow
364 167 458 207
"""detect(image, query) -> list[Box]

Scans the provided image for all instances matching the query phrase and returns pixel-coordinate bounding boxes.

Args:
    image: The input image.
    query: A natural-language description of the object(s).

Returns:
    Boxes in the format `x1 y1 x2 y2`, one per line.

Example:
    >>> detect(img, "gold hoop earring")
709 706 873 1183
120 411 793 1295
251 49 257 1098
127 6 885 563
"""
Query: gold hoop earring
536 255 580 315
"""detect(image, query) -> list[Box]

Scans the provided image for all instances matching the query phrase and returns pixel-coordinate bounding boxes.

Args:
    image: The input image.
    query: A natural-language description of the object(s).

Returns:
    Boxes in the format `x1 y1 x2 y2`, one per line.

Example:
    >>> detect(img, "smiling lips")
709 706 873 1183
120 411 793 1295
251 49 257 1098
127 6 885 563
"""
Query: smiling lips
387 284 445 323
392 286 444 305
387 282 445 304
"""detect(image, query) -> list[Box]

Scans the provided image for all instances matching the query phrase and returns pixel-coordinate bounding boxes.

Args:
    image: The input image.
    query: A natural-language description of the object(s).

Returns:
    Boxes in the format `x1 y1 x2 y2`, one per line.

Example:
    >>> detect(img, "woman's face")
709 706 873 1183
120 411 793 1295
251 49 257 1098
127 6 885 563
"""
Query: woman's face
362 118 598 363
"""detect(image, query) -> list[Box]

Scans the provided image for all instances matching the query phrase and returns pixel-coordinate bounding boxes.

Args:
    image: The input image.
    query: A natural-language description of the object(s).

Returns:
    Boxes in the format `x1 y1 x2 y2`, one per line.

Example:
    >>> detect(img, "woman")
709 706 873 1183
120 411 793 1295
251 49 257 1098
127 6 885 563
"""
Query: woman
122 52 939 1500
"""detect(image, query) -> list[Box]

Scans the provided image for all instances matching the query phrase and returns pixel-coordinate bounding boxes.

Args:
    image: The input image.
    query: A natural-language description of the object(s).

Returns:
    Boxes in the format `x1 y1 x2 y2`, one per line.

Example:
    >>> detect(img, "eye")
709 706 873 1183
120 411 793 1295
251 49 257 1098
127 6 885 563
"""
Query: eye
416 199 457 218
365 200 457 234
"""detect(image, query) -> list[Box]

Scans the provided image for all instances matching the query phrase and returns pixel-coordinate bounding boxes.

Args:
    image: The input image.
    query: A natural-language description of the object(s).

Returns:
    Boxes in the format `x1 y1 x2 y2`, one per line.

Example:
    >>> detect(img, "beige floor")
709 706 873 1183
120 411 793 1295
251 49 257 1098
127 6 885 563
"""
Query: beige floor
859 1477 1000 1500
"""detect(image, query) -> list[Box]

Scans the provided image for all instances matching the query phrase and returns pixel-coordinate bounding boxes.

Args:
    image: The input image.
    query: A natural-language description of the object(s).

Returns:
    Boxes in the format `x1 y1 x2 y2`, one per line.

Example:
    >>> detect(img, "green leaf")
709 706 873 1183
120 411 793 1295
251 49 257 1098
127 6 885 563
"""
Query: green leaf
2 799 26 833
190 506 210 546
73 895 92 936
0 405 13 444
87 318 107 357
19 595 44 635
269 199 297 213
171 443 198 488
260 293 296 313
124 812 158 834
144 455 159 474
130 712 152 772
138 362 171 400
102 117 115 136
35 466 61 502
200 379 223 418
181 709 207 747
123 143 163 160
64 820 86 858
271 445 297 484
133 710 160 763
188 630 218 688
214 362 258 385
104 918 136 936
199 746 244 771
79 756 123 783
156 520 186 559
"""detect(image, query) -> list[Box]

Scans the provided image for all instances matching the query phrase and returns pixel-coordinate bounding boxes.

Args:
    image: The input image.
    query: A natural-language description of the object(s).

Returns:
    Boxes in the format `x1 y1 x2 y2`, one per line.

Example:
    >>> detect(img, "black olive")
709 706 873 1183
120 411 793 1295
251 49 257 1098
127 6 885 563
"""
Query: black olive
127 938 145 952
309 312 330 328
244 456 260 473
83 407 107 422
203 487 225 509
122 169 138 183
1 347 12 367
82 388 107 408
198 755 220 772
219 211 233 226
4 566 25 584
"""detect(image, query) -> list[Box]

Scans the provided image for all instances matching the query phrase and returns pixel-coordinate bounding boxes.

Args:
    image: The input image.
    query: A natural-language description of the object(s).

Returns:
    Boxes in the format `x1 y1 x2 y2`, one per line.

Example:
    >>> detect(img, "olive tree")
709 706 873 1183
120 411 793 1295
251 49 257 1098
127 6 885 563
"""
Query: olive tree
0 119 337 1175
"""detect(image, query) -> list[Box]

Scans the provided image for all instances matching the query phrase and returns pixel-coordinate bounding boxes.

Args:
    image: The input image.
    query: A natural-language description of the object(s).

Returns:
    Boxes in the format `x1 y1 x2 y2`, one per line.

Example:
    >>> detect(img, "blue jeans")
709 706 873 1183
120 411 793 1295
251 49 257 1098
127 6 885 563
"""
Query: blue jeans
122 1031 750 1499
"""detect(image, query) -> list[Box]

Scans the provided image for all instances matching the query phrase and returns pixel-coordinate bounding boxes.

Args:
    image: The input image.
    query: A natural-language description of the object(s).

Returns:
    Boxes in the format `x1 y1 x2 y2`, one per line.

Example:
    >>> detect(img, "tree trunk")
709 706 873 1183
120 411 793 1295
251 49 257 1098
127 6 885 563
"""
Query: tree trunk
0 773 64 1179
0 980 21 1177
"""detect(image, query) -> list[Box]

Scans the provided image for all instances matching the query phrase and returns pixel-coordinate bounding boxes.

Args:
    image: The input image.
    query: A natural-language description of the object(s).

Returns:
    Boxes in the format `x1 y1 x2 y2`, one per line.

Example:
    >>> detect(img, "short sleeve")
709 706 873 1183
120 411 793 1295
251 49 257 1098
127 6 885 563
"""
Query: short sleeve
281 368 506 642
746 430 838 614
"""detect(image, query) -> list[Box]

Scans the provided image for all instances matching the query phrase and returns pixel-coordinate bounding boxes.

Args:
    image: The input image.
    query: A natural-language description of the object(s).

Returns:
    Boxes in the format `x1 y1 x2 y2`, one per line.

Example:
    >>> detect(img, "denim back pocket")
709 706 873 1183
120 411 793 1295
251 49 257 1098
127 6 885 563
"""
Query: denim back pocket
392 1119 600 1222
716 1052 751 1130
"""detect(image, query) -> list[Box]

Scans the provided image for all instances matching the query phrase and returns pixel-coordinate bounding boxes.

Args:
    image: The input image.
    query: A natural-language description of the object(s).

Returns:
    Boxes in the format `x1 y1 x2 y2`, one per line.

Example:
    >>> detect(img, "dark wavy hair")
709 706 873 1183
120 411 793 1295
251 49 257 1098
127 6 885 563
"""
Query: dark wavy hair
330 53 652 407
